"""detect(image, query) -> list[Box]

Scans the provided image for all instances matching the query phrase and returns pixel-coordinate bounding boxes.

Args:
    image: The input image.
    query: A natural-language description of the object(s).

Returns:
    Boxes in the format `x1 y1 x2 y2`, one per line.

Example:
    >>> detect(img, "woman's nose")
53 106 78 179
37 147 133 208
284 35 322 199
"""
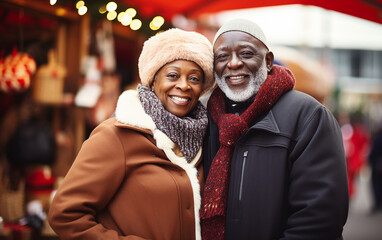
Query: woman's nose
176 77 190 90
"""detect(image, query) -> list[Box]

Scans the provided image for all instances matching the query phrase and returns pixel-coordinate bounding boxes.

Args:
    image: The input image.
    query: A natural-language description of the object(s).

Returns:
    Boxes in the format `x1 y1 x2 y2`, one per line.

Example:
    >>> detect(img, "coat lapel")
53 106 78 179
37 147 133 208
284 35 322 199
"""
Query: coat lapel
250 110 280 134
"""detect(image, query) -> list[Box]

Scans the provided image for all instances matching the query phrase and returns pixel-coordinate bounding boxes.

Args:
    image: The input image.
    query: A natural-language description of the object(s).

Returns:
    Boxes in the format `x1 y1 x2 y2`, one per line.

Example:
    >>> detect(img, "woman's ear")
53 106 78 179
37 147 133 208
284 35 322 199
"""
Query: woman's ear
151 80 156 91
151 74 157 91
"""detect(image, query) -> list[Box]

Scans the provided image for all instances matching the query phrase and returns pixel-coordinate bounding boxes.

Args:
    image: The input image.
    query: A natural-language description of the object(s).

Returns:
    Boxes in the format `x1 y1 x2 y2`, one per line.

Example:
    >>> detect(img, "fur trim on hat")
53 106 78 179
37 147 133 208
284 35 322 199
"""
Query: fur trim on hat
138 28 214 95
213 18 268 50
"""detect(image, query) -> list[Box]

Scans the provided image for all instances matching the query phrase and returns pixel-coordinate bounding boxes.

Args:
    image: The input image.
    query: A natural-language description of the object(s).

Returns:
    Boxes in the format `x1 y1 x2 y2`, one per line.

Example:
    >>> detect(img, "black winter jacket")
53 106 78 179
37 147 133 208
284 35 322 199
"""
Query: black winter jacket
203 90 349 240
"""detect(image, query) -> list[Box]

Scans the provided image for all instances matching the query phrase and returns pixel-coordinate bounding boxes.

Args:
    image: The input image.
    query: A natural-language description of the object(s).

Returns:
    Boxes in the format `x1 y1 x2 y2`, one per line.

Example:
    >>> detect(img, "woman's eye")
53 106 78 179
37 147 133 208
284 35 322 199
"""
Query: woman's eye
190 76 200 82
167 73 178 79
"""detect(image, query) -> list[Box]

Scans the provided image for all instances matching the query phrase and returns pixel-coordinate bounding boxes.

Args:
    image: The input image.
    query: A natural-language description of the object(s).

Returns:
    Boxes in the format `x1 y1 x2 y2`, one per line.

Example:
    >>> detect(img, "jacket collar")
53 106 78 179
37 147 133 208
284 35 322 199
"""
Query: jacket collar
221 93 280 134
115 90 156 131
114 89 202 165
249 110 280 134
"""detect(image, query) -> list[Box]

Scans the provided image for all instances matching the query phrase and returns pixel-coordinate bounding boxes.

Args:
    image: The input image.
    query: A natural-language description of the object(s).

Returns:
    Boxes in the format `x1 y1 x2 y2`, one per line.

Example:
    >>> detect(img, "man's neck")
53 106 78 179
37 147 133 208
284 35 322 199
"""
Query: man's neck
225 94 256 116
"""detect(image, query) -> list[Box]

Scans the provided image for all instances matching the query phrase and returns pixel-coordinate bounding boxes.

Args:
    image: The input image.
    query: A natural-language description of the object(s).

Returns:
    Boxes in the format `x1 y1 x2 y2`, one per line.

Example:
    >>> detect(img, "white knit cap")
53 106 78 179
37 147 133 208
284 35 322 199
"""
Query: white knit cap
213 18 268 50
138 28 214 95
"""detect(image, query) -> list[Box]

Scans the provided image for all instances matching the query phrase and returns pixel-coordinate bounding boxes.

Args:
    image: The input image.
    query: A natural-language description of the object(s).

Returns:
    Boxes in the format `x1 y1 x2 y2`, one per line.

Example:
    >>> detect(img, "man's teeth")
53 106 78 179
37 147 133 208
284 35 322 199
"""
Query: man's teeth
171 96 188 102
229 75 245 80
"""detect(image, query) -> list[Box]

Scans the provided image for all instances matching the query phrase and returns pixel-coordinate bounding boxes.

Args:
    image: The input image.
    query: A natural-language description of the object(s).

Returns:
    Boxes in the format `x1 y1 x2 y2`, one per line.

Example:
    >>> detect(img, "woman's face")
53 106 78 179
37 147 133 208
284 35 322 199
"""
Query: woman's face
152 60 204 117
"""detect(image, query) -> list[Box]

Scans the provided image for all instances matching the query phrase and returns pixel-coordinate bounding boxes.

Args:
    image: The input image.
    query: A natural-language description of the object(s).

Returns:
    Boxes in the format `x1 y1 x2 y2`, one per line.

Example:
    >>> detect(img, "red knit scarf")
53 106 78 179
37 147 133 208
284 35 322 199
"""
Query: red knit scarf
200 65 295 240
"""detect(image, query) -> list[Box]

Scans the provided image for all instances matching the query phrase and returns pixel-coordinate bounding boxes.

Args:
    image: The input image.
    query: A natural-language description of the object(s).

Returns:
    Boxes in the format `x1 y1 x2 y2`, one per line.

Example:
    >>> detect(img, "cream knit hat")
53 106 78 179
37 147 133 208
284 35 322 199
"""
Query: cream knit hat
138 28 214 95
213 18 269 50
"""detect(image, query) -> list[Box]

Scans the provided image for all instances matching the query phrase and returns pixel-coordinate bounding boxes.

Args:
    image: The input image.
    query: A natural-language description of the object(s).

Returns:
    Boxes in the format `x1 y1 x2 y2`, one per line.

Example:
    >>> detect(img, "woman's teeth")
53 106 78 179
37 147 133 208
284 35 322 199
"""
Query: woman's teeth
171 96 189 102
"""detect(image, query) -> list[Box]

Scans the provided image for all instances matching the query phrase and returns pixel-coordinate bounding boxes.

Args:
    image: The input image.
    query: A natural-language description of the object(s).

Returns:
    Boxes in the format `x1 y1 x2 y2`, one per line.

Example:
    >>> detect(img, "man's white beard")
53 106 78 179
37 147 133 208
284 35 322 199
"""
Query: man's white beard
215 60 268 102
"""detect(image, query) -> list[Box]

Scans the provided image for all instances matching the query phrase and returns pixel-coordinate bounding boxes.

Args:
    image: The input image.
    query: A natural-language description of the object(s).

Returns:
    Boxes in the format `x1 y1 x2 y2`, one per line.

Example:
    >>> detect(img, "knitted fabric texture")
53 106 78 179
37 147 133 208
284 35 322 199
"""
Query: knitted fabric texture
138 28 214 95
213 18 269 50
200 65 295 239
138 84 208 162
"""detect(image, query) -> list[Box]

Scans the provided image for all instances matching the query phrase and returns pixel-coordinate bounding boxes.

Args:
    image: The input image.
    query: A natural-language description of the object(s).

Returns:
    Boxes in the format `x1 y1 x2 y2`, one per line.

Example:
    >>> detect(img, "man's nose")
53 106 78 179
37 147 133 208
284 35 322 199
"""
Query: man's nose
227 54 243 69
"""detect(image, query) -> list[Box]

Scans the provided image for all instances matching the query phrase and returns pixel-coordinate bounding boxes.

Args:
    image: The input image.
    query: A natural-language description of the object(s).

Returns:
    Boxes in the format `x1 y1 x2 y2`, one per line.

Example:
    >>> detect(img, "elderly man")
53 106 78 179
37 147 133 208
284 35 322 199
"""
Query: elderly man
201 19 349 240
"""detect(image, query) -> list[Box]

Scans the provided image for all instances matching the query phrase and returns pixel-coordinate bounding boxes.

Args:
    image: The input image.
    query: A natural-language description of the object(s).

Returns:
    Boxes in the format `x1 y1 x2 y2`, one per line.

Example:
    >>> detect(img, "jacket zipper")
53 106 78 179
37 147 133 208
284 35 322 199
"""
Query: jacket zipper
239 150 248 201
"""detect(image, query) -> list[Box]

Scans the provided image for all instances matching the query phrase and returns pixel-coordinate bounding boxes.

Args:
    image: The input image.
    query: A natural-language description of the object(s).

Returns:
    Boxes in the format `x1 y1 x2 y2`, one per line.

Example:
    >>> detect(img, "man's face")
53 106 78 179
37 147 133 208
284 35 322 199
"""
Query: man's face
213 31 272 102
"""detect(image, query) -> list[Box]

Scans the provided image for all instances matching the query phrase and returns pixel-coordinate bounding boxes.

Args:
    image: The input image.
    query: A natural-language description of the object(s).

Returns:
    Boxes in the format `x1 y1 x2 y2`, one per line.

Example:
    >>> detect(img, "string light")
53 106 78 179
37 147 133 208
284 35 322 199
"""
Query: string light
149 16 165 30
121 16 132 26
51 1 163 33
106 2 117 12
107 11 117 21
78 5 87 15
99 6 107 14
130 19 142 30
56 8 67 16
76 1 85 9
118 12 132 25
125 8 137 18
117 12 126 22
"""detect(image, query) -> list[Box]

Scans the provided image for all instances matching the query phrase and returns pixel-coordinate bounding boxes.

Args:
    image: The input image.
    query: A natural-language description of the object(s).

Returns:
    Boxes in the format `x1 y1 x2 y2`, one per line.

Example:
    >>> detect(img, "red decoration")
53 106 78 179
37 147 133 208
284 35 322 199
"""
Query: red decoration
25 167 55 194
0 48 36 93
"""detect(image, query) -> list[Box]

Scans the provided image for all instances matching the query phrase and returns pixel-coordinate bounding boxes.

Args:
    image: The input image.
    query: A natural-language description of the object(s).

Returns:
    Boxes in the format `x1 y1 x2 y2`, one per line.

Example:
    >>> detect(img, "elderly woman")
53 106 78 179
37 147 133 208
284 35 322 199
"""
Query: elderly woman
48 28 214 240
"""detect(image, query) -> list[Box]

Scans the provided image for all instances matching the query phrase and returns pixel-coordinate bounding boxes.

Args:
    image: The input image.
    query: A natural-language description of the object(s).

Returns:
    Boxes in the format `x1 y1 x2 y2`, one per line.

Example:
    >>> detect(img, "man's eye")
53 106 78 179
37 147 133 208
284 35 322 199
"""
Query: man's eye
216 54 228 60
241 51 253 56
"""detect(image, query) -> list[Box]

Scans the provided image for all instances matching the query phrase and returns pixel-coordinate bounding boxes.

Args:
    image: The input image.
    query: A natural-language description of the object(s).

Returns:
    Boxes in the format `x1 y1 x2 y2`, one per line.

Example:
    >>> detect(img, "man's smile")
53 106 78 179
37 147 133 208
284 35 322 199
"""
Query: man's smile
226 74 249 86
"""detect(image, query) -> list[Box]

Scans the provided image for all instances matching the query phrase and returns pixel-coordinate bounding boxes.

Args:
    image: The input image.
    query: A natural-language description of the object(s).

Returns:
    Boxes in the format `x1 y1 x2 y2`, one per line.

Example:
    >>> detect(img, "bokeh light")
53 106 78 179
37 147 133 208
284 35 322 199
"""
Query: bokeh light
130 19 142 30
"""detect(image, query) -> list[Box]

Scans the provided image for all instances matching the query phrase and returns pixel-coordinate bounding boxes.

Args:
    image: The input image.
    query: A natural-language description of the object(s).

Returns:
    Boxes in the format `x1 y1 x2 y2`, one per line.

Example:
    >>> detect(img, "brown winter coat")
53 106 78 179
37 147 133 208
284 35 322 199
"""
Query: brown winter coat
48 90 204 240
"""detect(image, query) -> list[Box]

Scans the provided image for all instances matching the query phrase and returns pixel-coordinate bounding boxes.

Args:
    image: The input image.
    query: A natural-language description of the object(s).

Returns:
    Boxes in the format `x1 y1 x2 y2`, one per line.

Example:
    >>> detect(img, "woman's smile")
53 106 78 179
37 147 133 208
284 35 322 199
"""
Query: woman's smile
170 95 190 104
152 59 204 117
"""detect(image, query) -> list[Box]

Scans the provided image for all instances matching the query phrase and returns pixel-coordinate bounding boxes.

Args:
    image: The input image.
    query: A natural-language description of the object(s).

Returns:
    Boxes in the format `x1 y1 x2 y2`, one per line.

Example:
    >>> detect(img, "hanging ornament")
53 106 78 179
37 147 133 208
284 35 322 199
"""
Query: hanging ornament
0 48 37 93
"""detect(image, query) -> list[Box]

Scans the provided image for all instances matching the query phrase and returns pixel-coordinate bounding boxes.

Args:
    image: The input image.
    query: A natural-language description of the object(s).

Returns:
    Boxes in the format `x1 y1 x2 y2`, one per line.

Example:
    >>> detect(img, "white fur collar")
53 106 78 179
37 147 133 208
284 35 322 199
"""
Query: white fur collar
115 90 156 130
115 90 202 240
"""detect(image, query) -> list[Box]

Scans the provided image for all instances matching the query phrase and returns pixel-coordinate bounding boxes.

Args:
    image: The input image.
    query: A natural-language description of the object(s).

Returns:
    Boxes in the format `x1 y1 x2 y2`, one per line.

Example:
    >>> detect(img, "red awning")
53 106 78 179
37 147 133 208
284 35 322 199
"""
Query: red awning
123 0 382 24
